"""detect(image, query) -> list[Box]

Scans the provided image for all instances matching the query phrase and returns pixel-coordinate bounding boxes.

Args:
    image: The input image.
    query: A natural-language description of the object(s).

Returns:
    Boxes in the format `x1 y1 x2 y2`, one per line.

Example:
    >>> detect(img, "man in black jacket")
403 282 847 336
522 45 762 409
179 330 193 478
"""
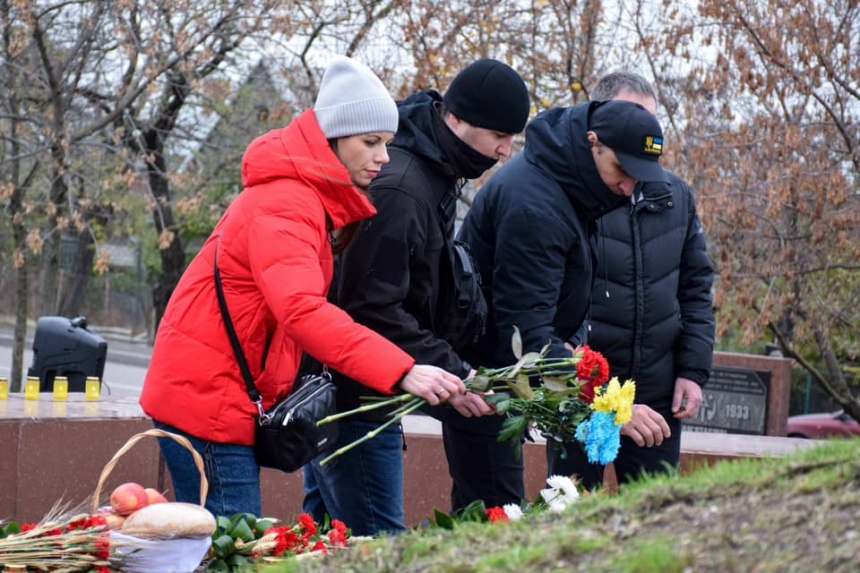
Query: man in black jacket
455 99 670 509
546 71 716 489
301 59 531 536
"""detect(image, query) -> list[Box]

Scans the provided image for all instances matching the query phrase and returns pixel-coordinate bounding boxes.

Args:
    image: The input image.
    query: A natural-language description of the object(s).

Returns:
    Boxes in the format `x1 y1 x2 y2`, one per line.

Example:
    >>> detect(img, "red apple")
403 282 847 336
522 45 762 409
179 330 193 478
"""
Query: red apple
109 482 149 516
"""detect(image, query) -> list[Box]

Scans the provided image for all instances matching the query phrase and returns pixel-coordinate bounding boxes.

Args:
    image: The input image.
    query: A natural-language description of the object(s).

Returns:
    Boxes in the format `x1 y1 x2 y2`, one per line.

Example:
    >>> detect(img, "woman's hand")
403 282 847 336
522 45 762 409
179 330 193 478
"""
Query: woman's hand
400 364 466 406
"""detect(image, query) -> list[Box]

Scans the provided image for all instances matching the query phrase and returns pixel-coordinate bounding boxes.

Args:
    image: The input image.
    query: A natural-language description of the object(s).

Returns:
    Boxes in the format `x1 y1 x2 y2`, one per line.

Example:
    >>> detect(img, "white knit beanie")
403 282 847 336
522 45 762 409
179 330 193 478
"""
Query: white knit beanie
314 56 399 139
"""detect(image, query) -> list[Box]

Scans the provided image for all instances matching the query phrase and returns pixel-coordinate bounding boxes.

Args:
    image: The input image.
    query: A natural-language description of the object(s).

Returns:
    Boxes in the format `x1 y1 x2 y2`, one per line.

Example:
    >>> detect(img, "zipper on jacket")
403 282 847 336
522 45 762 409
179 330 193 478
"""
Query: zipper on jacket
283 382 329 426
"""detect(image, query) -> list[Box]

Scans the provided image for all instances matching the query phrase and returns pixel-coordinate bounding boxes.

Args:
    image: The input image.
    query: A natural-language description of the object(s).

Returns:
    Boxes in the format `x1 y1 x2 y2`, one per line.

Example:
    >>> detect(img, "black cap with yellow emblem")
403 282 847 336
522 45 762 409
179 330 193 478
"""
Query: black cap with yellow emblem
588 100 667 183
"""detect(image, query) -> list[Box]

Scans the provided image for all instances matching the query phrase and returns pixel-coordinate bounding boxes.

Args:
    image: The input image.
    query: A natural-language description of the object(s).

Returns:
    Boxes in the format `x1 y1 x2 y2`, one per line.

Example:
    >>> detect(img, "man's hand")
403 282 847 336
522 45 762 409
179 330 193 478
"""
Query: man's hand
620 404 671 447
450 368 496 418
449 392 496 418
672 377 703 419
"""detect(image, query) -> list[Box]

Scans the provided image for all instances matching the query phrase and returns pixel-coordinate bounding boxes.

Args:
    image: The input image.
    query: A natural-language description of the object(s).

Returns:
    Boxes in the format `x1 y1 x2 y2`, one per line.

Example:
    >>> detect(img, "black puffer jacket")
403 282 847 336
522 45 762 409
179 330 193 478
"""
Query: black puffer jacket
458 102 628 368
589 172 715 418
330 91 473 421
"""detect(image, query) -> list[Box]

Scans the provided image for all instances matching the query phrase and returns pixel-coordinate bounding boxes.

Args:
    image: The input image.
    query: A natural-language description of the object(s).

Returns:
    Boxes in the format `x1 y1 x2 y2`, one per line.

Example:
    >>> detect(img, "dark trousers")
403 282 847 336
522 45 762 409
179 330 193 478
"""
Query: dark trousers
547 416 682 490
440 412 525 512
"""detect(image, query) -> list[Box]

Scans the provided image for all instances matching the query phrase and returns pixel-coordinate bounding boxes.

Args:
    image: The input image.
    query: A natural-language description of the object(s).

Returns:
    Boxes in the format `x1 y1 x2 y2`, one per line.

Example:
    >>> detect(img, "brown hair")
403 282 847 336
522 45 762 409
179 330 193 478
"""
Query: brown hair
330 221 361 255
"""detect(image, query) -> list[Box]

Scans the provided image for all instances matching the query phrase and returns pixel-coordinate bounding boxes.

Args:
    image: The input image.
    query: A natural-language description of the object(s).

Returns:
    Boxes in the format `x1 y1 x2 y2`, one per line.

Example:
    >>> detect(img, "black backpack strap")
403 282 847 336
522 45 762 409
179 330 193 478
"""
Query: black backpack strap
386 147 458 235
437 185 458 230
213 240 267 420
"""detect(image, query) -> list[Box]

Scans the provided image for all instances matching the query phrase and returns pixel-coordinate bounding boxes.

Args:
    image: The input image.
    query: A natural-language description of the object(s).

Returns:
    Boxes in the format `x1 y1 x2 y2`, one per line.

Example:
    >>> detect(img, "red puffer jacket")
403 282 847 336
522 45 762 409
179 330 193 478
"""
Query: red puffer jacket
140 110 415 445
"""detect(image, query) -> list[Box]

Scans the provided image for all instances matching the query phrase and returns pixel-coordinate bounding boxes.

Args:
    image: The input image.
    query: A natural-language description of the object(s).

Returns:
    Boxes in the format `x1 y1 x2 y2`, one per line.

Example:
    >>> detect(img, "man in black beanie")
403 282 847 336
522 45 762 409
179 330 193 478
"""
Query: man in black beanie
443 59 533 134
302 59 531 536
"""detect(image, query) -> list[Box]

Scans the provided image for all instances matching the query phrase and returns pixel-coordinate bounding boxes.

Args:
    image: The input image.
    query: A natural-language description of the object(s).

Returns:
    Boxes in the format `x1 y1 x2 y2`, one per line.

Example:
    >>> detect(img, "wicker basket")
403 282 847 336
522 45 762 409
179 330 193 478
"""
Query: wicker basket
94 429 213 573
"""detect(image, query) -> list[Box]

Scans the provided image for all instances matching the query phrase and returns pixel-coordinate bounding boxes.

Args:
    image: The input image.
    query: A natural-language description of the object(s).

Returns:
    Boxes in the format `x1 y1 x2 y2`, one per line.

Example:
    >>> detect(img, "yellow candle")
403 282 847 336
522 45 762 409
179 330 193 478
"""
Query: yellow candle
0 377 8 400
85 376 101 401
24 376 40 401
53 376 69 401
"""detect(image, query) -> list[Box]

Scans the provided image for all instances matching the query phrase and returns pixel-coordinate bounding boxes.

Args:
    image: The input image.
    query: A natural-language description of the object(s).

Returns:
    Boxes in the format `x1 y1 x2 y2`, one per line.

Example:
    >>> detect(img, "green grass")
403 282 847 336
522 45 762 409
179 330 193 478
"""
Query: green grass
260 439 860 573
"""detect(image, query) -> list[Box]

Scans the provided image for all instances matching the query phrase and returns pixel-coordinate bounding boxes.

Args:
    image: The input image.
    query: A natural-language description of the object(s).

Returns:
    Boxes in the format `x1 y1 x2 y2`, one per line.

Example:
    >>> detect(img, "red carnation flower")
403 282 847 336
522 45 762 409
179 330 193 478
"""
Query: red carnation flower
94 533 110 560
267 526 300 557
328 519 349 547
578 379 599 404
576 347 610 403
576 347 609 384
487 506 509 523
298 513 318 537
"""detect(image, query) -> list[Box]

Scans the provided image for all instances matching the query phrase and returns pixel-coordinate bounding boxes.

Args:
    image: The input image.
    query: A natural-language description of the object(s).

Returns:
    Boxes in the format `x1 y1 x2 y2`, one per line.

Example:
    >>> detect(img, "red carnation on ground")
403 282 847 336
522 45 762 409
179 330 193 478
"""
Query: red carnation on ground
328 519 349 547
267 526 301 557
487 506 509 523
298 513 317 537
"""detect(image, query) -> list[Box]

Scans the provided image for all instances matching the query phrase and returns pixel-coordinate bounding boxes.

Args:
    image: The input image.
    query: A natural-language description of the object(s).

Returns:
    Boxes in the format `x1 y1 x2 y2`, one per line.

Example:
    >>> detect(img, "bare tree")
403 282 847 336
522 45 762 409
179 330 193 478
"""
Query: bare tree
0 0 279 384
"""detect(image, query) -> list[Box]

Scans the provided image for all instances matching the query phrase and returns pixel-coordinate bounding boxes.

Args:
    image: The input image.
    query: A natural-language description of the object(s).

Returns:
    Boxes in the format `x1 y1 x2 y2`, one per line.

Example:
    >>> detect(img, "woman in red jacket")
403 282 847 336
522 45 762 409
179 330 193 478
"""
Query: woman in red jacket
140 57 465 517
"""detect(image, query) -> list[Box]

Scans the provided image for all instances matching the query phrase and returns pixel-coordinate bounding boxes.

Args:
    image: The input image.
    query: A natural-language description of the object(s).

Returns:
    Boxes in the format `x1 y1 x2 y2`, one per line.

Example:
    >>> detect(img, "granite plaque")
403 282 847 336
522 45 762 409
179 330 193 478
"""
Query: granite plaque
684 366 771 435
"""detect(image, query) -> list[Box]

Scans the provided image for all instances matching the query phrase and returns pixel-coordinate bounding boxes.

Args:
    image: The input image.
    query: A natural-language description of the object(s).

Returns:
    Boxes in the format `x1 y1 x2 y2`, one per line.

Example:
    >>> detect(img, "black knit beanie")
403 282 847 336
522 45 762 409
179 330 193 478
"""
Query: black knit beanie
443 59 530 134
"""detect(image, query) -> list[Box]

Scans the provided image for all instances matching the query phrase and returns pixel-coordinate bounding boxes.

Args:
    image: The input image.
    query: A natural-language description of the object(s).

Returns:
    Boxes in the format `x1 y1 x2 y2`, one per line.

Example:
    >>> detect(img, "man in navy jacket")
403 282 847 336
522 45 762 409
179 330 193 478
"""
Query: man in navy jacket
546 71 716 489
455 99 670 509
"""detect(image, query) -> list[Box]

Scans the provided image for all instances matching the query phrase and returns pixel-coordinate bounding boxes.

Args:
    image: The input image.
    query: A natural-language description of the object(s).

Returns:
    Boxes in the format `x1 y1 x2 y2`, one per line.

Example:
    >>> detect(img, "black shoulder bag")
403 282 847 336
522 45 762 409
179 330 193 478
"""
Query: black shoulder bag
214 246 338 473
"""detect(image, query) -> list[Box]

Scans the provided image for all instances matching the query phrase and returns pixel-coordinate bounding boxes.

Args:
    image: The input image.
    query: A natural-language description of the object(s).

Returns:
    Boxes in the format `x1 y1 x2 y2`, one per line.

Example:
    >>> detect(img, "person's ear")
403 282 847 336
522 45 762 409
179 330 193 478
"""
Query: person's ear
445 112 462 129
587 131 598 147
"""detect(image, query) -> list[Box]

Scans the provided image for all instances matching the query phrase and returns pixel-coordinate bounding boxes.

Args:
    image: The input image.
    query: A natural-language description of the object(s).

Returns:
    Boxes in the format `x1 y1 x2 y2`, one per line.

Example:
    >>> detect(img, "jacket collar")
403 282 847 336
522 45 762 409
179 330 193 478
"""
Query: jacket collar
241 109 377 229
392 91 496 180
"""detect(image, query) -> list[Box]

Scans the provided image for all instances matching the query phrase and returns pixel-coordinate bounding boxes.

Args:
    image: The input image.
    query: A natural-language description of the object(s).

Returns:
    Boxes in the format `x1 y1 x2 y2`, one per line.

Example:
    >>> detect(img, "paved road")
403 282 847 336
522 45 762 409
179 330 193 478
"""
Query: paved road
0 326 151 400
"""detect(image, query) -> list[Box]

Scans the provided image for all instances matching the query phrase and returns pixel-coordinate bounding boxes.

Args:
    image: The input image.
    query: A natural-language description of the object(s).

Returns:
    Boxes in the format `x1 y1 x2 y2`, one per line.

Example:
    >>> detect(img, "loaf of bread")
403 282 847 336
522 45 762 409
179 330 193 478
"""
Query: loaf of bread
121 502 216 539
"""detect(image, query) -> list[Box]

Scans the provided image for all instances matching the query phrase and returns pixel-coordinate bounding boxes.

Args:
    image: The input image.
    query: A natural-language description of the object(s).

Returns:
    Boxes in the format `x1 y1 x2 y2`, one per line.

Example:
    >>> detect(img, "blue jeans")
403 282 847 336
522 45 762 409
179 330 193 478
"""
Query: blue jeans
546 415 682 490
302 419 405 537
153 421 261 517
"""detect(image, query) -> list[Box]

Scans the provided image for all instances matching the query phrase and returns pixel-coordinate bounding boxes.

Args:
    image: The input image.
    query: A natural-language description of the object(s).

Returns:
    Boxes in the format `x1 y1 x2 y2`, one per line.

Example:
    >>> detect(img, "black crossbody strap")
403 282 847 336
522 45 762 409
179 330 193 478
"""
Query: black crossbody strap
213 241 266 416
386 148 457 238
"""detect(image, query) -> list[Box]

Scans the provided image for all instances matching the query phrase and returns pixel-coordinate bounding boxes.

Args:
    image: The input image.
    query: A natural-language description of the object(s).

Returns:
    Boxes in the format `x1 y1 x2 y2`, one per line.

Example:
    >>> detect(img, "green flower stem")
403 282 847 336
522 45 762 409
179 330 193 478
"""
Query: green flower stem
316 353 590 462
475 358 578 376
387 398 425 418
318 398 426 466
317 393 415 426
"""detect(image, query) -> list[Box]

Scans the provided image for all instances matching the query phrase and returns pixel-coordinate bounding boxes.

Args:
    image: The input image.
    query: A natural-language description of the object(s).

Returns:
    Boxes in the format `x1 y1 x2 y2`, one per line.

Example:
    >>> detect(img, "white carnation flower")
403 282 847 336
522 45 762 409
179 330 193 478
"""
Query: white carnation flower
502 503 524 521
540 475 581 512
546 498 569 513
546 475 580 502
